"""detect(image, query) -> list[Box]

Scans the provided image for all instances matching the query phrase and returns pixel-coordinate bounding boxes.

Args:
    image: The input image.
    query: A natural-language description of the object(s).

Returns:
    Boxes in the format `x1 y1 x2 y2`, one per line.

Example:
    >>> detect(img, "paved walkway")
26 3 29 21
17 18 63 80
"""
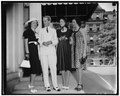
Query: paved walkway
87 66 117 75
12 67 117 94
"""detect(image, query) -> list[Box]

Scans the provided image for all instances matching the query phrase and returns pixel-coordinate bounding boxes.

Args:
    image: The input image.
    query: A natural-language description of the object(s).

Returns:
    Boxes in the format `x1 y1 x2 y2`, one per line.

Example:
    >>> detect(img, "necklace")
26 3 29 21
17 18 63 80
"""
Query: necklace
61 27 67 33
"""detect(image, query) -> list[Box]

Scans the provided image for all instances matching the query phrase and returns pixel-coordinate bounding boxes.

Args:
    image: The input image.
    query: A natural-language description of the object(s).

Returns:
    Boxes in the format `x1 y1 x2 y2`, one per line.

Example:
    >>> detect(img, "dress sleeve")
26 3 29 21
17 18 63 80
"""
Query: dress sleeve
69 29 73 37
67 29 73 41
56 30 60 38
23 30 29 39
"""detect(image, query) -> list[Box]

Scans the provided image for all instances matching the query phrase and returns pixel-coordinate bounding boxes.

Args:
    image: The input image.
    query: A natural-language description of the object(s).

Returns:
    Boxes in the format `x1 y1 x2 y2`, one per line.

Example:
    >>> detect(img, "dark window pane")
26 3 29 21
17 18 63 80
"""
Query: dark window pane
97 28 100 31
56 5 65 16
90 28 92 31
45 5 55 16
67 5 76 15
90 50 94 54
42 6 45 16
96 17 100 20
90 40 94 42
77 4 87 15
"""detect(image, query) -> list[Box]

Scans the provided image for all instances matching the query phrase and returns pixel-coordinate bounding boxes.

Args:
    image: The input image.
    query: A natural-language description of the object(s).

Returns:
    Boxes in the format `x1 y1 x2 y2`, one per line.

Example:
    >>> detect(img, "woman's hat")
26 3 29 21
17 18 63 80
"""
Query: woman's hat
25 18 38 26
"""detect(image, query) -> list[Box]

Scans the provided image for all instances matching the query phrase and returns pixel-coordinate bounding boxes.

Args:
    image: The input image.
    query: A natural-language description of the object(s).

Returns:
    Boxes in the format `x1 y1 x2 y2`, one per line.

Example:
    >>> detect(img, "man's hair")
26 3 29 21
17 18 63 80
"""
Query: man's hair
43 16 51 22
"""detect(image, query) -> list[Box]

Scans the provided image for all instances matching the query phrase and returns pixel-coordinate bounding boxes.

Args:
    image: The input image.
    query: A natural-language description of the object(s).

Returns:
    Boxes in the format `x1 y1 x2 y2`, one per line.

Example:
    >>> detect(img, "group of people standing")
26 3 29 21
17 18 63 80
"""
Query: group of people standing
23 15 87 93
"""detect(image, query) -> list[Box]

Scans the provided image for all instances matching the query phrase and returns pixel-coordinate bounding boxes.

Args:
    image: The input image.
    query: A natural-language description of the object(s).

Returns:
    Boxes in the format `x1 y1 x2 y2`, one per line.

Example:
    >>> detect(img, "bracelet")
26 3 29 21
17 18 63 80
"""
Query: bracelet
26 53 29 54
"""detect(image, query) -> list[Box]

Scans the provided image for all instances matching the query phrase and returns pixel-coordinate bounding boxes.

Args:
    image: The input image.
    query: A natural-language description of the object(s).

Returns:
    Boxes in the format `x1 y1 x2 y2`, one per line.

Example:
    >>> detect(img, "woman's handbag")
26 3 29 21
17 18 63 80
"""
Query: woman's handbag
79 56 87 65
20 59 30 68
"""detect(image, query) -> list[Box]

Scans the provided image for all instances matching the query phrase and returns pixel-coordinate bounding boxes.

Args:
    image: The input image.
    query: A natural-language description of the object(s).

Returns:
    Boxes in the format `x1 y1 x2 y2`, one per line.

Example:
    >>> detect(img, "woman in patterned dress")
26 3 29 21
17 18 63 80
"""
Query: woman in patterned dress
70 18 87 91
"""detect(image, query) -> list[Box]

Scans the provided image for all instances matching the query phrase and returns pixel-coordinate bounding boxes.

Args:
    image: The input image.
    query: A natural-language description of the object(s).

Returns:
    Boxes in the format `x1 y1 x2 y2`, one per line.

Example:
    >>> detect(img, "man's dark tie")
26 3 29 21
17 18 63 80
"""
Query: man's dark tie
46 27 48 33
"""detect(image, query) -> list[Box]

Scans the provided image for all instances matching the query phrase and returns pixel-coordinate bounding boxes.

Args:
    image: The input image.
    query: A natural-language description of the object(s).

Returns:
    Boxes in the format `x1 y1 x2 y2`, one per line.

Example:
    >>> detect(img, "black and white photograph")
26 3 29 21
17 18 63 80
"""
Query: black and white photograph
1 1 118 95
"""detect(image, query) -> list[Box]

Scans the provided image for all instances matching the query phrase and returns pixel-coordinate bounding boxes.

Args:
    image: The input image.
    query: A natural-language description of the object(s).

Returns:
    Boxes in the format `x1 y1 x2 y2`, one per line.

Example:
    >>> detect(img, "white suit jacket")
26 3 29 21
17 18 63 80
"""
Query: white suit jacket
39 26 58 55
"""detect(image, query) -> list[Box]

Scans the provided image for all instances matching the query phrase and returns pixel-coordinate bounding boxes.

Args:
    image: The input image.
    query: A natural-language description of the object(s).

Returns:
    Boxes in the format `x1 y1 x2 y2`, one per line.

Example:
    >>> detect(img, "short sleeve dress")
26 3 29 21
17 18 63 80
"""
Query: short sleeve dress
23 29 42 75
57 29 72 71
71 28 84 68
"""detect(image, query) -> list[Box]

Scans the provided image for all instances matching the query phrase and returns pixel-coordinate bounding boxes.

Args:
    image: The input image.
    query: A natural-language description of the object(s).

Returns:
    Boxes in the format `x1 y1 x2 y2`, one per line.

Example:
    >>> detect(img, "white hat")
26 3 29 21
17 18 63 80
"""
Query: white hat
25 18 38 26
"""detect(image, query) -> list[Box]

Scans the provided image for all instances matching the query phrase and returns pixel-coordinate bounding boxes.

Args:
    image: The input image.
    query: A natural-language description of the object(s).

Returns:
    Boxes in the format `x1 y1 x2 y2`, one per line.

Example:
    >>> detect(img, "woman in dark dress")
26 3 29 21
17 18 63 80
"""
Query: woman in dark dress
57 18 72 90
23 18 42 93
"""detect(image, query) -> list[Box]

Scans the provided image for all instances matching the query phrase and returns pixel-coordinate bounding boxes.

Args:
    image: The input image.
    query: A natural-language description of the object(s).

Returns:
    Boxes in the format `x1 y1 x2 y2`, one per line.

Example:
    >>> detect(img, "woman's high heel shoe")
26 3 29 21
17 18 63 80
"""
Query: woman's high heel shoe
28 84 34 89
74 84 83 91
30 89 37 93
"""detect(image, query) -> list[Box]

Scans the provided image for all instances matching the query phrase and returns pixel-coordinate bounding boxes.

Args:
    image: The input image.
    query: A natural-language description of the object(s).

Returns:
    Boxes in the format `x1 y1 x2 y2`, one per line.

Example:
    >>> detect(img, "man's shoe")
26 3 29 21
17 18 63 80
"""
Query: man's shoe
53 87 61 91
46 87 51 92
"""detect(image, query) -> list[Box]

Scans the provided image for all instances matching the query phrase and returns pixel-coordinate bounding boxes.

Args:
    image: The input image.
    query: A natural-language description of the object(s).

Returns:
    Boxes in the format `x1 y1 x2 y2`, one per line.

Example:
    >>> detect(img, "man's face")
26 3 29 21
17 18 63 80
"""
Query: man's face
43 17 50 27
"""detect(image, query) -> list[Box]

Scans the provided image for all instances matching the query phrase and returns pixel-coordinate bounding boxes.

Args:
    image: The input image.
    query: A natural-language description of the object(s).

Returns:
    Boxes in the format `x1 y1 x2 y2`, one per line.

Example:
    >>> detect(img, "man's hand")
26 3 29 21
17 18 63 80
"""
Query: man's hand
43 41 52 46
43 42 48 46
47 41 52 45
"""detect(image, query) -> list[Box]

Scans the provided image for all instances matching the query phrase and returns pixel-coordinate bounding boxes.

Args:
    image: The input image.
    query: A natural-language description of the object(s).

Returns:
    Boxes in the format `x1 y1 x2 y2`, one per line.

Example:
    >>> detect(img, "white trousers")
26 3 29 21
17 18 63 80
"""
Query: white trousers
40 54 58 88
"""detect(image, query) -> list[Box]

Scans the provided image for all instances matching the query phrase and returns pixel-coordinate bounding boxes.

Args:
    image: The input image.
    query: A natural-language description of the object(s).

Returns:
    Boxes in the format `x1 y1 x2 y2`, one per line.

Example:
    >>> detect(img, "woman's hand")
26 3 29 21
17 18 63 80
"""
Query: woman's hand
25 53 29 60
83 52 86 58
69 37 73 44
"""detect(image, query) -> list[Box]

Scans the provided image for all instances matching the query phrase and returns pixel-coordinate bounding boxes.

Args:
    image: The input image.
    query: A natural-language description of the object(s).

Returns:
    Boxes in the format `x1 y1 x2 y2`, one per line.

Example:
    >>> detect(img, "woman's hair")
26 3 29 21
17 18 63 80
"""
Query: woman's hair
73 17 81 26
60 17 68 28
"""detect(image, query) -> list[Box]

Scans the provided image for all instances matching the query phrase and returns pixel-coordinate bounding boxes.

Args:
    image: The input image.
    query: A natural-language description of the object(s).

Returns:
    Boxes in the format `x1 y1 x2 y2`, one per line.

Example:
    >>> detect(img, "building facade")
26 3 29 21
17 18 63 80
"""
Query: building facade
86 5 105 58
86 5 117 66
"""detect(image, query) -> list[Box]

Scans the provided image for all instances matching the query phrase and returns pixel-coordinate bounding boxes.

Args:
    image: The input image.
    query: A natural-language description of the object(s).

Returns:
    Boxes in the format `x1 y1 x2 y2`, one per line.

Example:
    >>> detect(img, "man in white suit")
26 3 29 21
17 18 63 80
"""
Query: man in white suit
39 16 60 91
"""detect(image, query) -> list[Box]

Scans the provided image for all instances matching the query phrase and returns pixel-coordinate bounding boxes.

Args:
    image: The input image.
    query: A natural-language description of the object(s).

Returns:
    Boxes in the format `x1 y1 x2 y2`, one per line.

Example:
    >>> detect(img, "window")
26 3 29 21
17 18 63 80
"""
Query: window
97 27 100 31
90 37 93 40
90 48 94 54
56 5 66 16
89 24 93 27
96 14 99 17
96 17 100 20
96 24 100 31
90 37 94 43
89 28 92 31
67 5 76 15
90 50 94 54
96 14 100 20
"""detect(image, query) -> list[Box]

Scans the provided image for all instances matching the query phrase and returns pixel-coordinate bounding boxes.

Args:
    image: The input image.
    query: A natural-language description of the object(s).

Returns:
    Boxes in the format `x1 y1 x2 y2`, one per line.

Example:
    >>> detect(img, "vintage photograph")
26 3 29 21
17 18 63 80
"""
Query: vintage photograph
2 1 118 95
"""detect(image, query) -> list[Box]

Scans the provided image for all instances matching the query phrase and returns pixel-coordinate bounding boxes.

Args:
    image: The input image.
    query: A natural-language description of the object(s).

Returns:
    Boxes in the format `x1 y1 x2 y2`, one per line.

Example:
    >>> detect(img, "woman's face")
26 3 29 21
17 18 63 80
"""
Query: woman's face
31 20 38 29
60 19 65 27
72 19 77 28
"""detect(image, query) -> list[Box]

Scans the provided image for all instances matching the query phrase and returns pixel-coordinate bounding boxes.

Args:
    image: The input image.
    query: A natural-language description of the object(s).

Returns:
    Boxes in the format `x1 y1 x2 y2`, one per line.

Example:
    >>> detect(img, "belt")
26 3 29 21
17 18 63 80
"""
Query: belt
28 41 37 45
